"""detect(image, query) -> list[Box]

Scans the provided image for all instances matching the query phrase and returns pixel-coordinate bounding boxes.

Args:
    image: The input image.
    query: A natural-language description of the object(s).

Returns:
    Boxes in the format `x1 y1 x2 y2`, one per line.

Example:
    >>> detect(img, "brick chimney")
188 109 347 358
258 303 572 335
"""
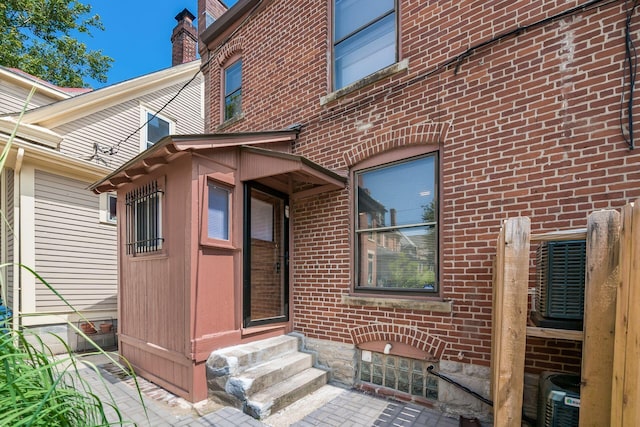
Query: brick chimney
171 8 197 65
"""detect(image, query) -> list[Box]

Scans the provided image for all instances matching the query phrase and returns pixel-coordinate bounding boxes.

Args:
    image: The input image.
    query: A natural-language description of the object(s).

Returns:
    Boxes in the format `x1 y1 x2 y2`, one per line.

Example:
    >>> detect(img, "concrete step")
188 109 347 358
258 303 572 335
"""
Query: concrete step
227 351 314 398
207 335 300 377
245 367 328 419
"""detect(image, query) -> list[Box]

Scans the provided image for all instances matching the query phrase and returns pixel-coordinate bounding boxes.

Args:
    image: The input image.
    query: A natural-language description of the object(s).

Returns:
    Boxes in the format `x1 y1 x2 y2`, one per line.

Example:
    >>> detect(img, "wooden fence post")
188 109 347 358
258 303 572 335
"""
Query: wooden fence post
611 200 640 427
491 217 530 426
580 210 620 427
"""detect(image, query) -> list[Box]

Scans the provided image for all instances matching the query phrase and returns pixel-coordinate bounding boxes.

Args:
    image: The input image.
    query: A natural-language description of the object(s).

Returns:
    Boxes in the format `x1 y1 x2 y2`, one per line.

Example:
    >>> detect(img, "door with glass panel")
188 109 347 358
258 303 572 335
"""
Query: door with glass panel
243 183 289 327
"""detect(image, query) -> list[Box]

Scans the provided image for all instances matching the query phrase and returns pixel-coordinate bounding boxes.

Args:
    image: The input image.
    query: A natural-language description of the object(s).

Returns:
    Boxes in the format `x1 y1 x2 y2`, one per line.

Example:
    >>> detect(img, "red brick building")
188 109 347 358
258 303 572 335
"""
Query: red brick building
196 0 640 417
94 0 640 420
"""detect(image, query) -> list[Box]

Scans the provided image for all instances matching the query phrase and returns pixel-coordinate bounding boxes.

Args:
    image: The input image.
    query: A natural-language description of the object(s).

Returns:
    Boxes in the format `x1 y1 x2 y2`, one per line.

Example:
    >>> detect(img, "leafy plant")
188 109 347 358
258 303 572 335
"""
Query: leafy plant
0 0 113 87
0 90 143 426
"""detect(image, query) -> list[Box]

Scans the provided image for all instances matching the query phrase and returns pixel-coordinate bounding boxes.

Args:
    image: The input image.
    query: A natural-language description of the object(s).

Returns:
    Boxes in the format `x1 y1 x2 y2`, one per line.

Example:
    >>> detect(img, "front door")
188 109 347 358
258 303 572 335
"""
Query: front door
243 182 289 327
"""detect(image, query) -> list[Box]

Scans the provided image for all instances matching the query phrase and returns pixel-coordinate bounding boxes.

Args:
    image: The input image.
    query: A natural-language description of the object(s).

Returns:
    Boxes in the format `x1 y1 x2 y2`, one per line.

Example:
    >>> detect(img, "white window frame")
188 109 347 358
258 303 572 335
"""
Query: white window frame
139 106 175 152
206 181 231 242
99 192 117 224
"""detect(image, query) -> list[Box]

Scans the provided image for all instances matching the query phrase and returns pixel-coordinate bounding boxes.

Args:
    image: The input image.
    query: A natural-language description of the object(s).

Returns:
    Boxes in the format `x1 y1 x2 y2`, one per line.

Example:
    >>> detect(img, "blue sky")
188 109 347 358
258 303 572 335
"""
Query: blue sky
81 1 237 89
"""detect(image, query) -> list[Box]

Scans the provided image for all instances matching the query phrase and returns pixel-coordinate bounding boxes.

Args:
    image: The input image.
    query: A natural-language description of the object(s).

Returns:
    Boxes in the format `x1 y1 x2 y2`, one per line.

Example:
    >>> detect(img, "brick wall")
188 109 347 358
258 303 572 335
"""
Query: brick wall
200 0 640 374
197 0 228 36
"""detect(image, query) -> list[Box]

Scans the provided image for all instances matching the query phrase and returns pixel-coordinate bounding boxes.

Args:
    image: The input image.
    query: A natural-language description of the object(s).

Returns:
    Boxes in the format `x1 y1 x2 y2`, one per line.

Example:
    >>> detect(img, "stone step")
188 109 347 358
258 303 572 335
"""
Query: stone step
244 367 328 419
227 351 314 398
207 335 300 377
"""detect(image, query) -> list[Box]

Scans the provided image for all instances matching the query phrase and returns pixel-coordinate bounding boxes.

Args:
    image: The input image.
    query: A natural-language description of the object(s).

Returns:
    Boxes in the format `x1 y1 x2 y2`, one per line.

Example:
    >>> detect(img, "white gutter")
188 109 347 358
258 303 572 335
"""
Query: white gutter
0 118 62 149
22 61 201 129
0 68 72 102
0 136 111 181
12 148 23 331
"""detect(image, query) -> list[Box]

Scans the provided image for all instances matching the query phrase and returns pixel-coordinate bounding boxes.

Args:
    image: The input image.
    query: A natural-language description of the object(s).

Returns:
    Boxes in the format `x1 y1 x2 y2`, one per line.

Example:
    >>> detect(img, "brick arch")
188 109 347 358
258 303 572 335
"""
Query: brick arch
350 323 448 360
343 121 449 167
216 37 245 66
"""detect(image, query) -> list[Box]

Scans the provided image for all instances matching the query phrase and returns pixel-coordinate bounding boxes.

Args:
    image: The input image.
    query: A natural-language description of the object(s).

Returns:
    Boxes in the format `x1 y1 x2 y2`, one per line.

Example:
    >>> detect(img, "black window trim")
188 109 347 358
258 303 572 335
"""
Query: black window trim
353 152 440 295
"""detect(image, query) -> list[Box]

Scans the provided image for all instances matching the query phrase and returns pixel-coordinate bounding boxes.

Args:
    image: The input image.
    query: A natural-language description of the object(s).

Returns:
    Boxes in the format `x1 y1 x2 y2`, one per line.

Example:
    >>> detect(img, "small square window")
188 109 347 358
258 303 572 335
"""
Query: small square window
99 192 117 224
224 60 242 121
146 113 170 147
208 183 230 240
141 108 174 151
107 193 117 223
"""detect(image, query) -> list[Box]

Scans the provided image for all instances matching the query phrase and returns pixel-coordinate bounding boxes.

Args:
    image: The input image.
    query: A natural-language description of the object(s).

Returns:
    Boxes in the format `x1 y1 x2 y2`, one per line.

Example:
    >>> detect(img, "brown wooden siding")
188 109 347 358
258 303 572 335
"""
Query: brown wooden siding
118 156 192 387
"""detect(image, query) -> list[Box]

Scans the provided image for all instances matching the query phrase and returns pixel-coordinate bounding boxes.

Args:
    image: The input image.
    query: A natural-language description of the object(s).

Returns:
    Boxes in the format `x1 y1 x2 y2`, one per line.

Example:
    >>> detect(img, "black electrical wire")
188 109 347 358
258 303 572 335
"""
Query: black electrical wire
426 365 493 407
312 0 620 125
621 0 638 150
107 0 265 156
448 0 614 75
426 365 537 426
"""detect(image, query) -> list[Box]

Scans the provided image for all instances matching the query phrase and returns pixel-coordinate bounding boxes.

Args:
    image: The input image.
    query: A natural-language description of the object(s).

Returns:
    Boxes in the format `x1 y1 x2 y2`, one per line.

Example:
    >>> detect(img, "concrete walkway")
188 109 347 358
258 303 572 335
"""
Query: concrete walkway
74 354 470 427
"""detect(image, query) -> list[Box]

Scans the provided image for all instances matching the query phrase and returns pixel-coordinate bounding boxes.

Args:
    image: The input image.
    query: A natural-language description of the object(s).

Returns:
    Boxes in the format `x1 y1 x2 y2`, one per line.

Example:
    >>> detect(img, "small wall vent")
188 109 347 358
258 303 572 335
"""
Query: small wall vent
531 240 586 330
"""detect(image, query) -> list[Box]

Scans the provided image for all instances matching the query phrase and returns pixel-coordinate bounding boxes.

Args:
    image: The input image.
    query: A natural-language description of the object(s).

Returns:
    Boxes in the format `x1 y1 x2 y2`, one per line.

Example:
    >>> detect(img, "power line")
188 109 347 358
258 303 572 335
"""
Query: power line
106 0 265 157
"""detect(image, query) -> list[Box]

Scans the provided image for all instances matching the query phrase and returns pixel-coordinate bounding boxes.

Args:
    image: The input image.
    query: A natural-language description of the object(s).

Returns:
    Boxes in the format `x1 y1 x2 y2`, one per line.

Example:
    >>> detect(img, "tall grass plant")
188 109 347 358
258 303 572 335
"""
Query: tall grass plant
0 89 144 426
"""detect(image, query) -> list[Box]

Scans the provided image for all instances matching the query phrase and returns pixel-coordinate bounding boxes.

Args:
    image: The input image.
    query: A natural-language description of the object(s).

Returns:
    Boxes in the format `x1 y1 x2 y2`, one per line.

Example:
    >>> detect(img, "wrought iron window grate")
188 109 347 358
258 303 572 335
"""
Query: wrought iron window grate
125 181 163 254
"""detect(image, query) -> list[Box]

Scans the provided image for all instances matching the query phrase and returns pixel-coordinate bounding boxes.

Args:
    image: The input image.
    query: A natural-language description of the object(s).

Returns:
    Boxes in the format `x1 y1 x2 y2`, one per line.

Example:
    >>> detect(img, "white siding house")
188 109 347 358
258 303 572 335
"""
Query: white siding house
0 61 204 352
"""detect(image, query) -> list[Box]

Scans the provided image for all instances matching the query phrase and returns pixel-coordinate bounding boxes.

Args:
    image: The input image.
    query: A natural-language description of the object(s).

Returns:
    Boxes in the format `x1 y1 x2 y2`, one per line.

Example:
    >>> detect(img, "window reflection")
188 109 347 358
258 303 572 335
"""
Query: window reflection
355 155 438 291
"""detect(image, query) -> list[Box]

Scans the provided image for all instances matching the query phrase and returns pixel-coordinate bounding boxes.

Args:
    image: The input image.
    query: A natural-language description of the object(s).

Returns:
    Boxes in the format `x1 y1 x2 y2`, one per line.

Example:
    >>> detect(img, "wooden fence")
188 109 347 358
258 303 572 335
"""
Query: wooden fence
491 199 639 427
611 201 640 427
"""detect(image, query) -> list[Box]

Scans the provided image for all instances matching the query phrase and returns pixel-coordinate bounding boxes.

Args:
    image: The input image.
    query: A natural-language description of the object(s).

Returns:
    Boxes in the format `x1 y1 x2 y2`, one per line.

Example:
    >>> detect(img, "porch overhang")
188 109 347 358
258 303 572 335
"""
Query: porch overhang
89 131 346 199
239 146 346 199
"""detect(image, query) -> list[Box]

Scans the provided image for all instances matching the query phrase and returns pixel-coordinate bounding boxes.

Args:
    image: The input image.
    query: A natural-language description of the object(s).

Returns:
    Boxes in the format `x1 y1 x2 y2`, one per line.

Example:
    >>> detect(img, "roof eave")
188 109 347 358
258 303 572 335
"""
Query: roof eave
89 130 299 193
200 0 260 47
21 61 201 128
0 67 73 101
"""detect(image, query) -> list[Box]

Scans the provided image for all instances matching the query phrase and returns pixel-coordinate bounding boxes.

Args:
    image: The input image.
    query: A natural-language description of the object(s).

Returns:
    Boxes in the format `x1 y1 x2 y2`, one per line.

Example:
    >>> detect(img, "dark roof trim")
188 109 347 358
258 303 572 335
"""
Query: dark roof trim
200 0 260 47
89 130 298 193
89 131 347 200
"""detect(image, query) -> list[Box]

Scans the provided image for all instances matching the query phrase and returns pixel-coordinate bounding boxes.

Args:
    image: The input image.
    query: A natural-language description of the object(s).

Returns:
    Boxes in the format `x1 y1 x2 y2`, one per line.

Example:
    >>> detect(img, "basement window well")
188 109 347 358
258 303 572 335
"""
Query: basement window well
358 351 438 400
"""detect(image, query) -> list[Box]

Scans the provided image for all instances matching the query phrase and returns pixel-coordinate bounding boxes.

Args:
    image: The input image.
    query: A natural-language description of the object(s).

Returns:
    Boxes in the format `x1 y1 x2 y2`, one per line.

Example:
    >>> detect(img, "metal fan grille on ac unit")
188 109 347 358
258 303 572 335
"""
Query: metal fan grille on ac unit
535 240 586 320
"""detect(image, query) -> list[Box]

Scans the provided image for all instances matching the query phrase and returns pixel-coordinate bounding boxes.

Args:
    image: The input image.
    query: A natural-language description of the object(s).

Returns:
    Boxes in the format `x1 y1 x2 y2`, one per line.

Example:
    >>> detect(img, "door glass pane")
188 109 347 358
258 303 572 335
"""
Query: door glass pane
249 188 286 322
251 197 273 241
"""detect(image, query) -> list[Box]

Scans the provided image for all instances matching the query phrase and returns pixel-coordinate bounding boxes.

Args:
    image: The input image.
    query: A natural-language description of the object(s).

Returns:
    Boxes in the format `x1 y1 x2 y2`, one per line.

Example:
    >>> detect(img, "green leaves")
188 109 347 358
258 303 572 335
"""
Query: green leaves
0 0 113 88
